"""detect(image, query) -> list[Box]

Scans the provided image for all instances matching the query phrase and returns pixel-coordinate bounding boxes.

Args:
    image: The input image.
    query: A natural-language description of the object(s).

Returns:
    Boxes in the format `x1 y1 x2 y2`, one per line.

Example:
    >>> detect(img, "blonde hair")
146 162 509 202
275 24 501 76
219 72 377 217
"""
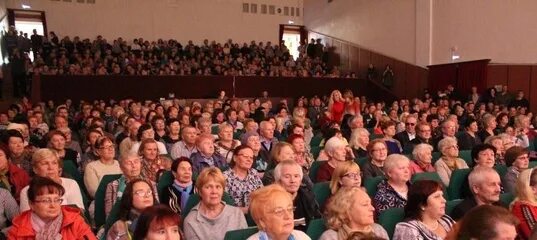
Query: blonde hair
325 187 368 230
32 148 61 168
249 184 293 230
270 142 295 163
330 161 361 194
349 128 369 149
514 168 537 205
195 167 226 193
384 154 410 174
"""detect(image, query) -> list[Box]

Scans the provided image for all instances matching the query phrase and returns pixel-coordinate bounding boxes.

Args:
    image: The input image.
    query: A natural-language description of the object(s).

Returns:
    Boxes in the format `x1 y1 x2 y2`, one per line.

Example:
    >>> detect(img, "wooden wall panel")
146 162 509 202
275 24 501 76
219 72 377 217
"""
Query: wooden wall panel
358 49 371 79
507 65 531 94
486 65 508 88
392 61 407 98
349 47 360 73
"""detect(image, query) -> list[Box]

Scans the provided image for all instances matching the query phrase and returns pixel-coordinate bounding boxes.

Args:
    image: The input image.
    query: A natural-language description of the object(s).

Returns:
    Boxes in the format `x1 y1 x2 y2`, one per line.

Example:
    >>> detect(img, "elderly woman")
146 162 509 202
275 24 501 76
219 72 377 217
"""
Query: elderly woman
288 134 314 172
215 123 241 163
502 146 530 194
393 180 455 239
477 114 497 143
275 160 321 231
513 114 532 148
19 149 84 211
84 136 122 198
349 128 370 158
320 187 389 240
374 154 411 217
183 167 247 240
484 135 506 165
329 161 361 195
161 157 194 214
457 117 482 151
223 145 263 213
138 138 169 182
80 129 103 172
162 118 181 152
434 137 468 186
4 129 33 174
511 168 537 239
409 143 435 175
190 133 227 175
8 177 95 239
241 131 269 173
316 136 349 183
361 139 388 182
46 130 80 169
133 205 183 240
470 144 496 168
0 145 29 201
107 179 157 240
248 184 311 240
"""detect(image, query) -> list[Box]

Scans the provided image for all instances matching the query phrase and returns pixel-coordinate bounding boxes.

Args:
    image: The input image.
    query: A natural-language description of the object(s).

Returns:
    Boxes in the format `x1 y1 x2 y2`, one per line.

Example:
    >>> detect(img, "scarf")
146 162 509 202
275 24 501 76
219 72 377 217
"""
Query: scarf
337 224 373 240
31 212 64 240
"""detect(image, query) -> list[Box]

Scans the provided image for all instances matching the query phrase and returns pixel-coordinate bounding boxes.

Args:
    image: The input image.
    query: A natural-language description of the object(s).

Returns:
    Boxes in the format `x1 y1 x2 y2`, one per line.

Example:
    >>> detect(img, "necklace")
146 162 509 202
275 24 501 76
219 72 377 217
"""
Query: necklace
423 220 439 231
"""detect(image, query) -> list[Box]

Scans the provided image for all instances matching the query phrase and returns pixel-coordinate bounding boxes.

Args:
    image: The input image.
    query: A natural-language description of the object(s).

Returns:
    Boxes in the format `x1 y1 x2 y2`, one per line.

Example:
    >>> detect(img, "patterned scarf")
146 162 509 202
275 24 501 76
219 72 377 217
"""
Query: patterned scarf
31 212 64 240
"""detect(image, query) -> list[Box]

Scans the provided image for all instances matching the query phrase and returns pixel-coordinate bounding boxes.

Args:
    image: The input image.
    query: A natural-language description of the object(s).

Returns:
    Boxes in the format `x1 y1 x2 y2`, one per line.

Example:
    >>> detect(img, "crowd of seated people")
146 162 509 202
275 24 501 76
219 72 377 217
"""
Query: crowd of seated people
0 84 534 239
3 27 354 79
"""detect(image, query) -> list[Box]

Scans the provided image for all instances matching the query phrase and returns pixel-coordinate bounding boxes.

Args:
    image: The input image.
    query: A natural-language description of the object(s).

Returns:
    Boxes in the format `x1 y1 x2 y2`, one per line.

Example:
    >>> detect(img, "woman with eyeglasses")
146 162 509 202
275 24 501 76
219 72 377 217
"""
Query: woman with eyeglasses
8 176 96 239
83 136 122 198
183 167 247 240
223 145 263 213
503 146 530 194
107 179 157 240
434 137 468 186
248 184 311 240
329 161 362 195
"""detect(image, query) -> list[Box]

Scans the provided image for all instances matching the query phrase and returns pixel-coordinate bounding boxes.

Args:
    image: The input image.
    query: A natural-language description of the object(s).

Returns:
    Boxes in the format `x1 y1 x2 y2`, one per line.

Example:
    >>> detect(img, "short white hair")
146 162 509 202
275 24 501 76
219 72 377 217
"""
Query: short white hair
412 143 433 160
324 136 346 154
384 154 410 173
274 160 302 182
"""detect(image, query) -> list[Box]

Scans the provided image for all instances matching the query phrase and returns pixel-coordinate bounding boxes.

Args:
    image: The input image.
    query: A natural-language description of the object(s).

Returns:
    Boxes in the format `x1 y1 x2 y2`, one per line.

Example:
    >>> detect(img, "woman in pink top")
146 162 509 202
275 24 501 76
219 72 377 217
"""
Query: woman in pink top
409 143 435 175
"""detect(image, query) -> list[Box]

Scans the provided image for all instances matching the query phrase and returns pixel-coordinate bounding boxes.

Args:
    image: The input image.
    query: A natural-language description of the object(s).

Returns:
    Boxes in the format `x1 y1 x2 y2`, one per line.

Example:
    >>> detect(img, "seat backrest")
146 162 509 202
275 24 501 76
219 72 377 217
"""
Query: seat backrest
378 207 404 239
309 161 323 181
306 218 327 240
447 169 471 200
355 157 369 167
459 150 473 166
446 199 463 216
310 134 324 148
223 227 259 240
500 192 515 207
62 161 86 191
312 182 331 208
529 161 537 169
432 152 442 164
94 174 122 228
411 172 443 183
494 165 508 177
364 176 384 197
157 171 174 202
310 146 322 159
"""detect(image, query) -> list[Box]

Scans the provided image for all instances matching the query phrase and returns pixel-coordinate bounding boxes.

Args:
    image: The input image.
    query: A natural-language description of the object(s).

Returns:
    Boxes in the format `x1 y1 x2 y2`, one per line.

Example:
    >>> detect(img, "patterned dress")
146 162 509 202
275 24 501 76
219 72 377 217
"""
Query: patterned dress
373 180 409 218
223 168 263 207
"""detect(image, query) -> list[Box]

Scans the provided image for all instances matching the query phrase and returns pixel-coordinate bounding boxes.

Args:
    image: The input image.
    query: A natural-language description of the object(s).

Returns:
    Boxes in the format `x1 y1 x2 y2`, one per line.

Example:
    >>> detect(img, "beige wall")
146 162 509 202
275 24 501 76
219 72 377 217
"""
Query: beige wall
6 0 303 44
432 0 537 64
304 0 418 65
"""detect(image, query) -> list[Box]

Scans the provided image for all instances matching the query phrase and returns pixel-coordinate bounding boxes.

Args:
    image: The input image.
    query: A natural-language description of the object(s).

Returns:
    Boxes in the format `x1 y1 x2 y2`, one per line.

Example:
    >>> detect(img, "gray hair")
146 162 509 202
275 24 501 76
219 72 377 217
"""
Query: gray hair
349 128 369 149
274 160 303 182
412 143 433 160
383 154 410 174
437 137 457 153
468 166 499 194
120 151 141 165
324 136 346 155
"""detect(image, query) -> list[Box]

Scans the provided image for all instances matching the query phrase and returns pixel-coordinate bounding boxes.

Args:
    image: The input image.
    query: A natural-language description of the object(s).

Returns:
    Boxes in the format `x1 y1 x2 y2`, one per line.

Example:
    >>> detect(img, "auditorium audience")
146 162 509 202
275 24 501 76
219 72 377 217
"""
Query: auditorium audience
362 139 388 182
329 161 361 195
161 157 194 214
316 136 349 182
84 136 122 198
409 143 435 175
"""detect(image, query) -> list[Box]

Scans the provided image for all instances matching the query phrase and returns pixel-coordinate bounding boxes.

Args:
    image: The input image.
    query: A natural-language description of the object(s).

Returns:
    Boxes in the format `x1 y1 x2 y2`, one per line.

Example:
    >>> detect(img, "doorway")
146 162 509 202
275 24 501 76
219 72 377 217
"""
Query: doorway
7 9 47 62
279 24 307 60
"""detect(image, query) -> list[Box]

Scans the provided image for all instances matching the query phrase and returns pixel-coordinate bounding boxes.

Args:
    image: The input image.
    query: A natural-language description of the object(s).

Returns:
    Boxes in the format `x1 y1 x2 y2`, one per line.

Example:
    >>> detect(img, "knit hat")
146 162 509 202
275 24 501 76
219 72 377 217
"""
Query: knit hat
241 131 259 145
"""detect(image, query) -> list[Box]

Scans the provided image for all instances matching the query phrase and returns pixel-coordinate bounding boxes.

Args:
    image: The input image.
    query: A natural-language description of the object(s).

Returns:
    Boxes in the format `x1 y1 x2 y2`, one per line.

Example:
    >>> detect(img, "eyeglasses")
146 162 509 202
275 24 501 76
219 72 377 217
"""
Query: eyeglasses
236 154 254 160
34 198 63 205
343 172 361 179
372 147 387 152
134 189 153 197
447 145 459 150
406 122 416 126
269 206 295 217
